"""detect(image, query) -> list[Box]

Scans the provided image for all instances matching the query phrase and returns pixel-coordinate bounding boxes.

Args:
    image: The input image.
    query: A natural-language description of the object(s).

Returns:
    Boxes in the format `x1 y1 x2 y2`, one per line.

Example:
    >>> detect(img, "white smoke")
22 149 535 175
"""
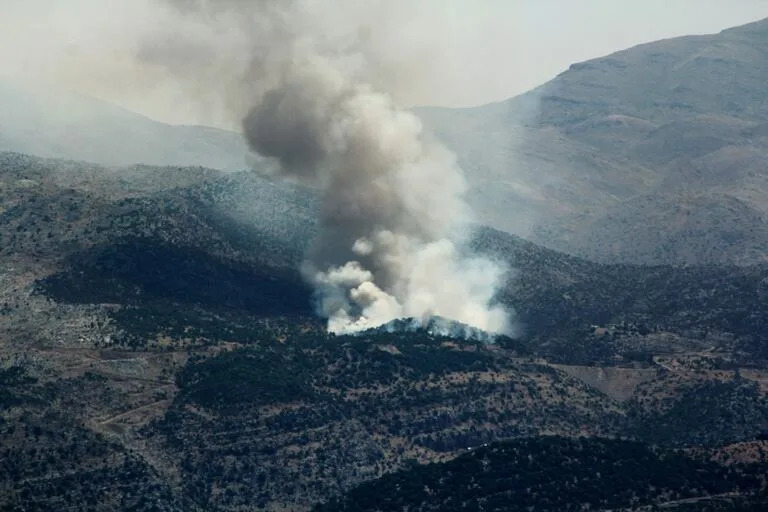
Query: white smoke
147 1 512 335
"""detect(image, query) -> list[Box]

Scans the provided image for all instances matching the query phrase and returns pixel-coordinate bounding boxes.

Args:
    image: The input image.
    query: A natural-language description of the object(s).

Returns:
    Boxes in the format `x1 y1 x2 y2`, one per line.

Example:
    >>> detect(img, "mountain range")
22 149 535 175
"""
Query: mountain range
418 17 768 265
0 78 246 171
4 19 768 266
1 16 768 512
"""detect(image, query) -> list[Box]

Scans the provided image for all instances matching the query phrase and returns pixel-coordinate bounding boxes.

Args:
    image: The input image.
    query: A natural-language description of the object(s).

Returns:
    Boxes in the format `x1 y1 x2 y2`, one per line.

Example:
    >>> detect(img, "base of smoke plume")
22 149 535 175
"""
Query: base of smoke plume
357 315 501 343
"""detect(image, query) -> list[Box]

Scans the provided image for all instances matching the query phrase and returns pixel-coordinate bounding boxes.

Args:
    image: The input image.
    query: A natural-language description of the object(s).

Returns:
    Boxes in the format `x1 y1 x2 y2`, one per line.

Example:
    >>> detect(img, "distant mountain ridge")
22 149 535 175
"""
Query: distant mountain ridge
0 78 247 170
3 18 768 266
418 17 768 265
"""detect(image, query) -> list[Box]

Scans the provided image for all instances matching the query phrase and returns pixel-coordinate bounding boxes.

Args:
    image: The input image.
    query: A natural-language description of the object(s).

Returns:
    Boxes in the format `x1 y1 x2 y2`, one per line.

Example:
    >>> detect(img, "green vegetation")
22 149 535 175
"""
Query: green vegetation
0 365 38 408
141 333 629 510
473 226 768 364
37 237 312 314
3 152 768 511
316 437 767 512
628 380 768 447
176 347 317 411
0 371 185 511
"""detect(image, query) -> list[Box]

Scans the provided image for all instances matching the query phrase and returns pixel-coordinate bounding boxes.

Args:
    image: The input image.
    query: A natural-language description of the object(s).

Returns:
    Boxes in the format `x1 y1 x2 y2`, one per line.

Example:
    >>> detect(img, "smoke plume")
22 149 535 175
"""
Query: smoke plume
149 1 511 334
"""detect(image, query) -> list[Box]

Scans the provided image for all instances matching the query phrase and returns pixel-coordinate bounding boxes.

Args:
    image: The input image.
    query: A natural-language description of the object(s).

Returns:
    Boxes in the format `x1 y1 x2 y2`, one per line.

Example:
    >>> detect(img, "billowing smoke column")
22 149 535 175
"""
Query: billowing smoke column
243 51 508 334
149 1 510 335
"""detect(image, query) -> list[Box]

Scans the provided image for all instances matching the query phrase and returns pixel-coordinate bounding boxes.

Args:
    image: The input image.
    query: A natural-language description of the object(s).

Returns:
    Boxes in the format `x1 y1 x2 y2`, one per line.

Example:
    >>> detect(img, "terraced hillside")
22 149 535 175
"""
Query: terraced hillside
0 153 767 510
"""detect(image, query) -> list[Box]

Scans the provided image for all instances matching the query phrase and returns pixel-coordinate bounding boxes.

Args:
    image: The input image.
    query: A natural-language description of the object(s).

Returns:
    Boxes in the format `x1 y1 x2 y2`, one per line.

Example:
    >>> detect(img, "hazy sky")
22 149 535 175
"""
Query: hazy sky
2 0 767 128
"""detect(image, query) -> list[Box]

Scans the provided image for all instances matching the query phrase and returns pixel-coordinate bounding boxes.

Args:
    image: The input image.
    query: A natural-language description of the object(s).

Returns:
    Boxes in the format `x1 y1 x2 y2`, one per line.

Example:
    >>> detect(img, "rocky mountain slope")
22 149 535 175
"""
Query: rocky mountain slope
1 152 767 510
419 17 768 265
4 19 768 266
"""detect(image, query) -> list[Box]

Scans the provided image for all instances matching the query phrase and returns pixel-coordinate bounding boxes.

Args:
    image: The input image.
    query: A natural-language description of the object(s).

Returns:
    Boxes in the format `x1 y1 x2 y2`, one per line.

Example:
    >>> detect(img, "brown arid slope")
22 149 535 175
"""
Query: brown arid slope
418 18 768 265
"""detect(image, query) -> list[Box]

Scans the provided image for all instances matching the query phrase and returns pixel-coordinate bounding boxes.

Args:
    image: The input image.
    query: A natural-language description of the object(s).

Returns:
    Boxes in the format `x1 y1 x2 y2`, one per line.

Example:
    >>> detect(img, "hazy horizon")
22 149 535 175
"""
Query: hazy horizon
2 1 768 129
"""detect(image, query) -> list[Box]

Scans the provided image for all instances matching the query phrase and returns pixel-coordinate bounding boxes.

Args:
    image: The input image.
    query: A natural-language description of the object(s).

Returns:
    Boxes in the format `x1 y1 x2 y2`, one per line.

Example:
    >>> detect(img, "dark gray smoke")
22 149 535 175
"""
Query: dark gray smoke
147 0 511 334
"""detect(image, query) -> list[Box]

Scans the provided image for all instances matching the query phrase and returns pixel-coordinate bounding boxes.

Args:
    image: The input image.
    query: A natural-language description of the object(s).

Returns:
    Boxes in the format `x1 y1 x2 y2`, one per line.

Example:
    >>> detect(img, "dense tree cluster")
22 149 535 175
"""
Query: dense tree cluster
317 437 767 512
